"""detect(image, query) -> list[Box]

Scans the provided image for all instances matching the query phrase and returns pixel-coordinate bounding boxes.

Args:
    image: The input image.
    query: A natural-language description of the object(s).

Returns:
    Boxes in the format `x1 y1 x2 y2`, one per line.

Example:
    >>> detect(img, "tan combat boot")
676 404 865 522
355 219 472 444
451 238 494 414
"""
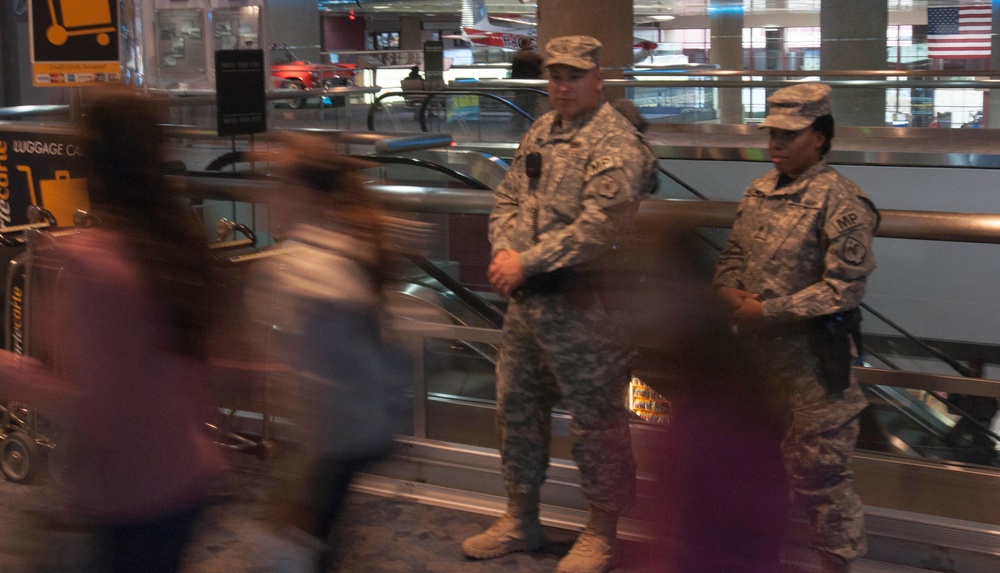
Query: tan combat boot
555 506 620 573
462 493 545 559
820 552 851 573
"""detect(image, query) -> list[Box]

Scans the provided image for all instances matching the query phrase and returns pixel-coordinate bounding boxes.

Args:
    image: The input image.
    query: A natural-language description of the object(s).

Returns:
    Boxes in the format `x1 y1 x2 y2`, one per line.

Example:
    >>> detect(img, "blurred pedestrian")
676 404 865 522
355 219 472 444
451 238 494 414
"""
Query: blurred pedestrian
616 218 789 573
714 83 879 573
245 133 411 572
462 35 658 573
0 87 225 573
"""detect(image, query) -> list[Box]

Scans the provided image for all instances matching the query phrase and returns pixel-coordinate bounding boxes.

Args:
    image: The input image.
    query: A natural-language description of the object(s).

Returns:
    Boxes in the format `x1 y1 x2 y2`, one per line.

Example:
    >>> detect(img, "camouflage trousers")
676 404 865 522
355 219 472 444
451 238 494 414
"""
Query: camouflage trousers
496 292 637 513
757 334 869 563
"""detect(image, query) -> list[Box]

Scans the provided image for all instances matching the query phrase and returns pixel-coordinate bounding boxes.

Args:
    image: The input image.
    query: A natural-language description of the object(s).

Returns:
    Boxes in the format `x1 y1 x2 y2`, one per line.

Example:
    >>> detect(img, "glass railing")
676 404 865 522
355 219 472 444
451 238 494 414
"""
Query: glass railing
369 188 1000 470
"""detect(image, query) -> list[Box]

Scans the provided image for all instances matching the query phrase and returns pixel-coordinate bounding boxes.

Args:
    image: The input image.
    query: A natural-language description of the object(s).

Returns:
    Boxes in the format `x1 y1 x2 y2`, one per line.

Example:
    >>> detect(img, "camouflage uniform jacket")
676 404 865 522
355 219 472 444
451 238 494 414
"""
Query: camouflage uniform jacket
489 101 658 277
714 161 878 323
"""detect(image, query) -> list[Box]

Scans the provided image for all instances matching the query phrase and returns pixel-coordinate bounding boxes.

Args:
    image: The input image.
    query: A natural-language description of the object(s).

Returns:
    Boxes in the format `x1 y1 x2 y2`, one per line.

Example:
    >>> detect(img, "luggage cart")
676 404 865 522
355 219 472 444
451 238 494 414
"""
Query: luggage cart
0 219 68 483
208 218 257 254
44 0 115 47
205 238 300 461
0 401 55 483
0 213 284 479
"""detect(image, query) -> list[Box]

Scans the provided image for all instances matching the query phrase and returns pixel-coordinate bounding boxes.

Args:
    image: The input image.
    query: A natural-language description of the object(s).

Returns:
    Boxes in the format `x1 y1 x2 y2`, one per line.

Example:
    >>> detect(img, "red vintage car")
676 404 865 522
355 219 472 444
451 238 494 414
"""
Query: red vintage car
270 46 357 109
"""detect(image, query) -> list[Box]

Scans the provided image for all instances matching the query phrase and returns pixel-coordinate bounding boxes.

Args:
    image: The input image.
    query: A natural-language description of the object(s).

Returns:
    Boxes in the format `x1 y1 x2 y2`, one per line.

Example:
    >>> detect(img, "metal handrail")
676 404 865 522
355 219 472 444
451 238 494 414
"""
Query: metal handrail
164 175 1000 399
164 179 1000 244
367 89 542 132
625 69 1000 79
468 77 1000 90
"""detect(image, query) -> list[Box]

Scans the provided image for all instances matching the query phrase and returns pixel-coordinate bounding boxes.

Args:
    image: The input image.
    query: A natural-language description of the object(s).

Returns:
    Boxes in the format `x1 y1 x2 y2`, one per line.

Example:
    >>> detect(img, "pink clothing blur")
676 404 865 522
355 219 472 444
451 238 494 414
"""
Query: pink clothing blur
47 230 223 523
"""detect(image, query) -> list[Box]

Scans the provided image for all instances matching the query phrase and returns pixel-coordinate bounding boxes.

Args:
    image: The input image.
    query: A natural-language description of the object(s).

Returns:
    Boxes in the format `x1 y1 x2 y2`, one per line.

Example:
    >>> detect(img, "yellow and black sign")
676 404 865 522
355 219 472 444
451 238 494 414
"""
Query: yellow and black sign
0 129 90 229
29 0 122 87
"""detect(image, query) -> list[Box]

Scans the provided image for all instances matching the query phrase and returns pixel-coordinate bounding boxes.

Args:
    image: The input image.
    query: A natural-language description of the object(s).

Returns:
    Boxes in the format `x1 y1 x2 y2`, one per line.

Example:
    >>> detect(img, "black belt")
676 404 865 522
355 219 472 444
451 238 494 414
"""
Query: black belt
511 268 570 300
743 309 863 396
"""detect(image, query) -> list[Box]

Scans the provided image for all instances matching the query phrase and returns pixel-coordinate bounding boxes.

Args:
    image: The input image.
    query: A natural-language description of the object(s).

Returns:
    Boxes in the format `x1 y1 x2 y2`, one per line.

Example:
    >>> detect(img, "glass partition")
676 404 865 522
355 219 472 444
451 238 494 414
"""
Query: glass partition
368 186 1000 471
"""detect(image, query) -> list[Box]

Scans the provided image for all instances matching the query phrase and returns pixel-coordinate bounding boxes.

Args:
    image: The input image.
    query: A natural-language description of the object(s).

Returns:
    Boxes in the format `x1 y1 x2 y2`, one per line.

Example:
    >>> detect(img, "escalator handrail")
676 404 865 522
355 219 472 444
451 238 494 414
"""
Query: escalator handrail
656 165 708 200
416 88 546 134
354 156 493 191
866 384 953 440
367 90 540 132
201 149 494 192
396 250 505 329
860 302 974 378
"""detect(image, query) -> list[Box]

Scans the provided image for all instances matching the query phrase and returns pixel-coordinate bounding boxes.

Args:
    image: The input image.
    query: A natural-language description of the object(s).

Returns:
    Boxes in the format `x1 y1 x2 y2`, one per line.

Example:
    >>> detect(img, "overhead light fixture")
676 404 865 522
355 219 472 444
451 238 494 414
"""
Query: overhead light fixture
651 15 675 21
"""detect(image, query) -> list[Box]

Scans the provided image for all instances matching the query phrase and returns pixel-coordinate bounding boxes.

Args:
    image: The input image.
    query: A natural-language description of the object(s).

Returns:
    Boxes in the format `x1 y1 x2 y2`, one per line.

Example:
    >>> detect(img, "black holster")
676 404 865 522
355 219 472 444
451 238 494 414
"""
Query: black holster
809 308 862 396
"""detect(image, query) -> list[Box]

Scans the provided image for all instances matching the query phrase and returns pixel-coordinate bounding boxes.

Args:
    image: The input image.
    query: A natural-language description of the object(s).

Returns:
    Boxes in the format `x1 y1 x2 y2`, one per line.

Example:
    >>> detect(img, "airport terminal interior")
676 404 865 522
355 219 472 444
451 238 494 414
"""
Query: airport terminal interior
2 0 1000 571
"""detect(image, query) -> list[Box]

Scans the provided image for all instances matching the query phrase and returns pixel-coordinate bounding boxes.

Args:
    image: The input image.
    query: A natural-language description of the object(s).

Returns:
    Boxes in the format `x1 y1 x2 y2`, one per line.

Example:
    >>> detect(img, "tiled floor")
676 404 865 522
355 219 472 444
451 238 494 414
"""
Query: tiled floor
0 455 650 573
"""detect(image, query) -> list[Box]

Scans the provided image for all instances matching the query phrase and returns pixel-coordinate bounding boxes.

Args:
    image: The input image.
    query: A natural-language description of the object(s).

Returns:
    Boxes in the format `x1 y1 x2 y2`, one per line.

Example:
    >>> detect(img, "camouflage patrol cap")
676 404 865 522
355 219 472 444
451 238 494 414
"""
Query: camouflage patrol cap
759 83 832 130
543 35 602 70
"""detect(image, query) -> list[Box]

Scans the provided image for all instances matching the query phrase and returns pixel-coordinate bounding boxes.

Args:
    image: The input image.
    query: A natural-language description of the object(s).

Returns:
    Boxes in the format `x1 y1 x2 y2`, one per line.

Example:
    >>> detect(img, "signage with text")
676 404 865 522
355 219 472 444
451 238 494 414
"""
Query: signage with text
215 49 267 137
29 0 121 87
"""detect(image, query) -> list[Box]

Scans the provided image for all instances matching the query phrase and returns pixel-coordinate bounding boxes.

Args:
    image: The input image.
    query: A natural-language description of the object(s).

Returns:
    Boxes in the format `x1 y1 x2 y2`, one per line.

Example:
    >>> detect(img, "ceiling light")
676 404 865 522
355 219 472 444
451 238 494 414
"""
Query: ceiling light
651 15 675 21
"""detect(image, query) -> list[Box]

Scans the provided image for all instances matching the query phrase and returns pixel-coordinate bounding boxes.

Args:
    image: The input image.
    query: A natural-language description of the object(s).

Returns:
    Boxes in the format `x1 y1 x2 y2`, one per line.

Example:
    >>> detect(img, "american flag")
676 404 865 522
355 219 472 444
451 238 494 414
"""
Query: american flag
928 6 992 59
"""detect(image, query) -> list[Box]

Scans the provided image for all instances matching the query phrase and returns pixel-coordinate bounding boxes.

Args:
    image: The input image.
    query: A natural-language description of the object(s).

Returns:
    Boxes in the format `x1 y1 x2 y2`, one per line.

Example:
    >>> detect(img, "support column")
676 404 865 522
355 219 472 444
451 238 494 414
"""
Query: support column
710 0 744 124
820 0 887 126
269 0 323 61
537 0 632 97
0 1 21 106
400 15 423 52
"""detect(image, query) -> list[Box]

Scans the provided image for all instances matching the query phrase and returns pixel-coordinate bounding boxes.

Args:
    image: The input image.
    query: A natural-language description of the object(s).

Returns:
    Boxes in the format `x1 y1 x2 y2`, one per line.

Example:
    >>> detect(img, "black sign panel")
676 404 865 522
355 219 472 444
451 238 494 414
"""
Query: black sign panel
424 40 444 82
216 49 267 137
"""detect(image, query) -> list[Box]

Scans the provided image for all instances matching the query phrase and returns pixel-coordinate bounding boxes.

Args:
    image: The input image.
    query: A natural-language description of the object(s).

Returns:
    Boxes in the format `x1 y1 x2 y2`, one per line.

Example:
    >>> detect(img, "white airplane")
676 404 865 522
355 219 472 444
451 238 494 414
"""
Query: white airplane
448 0 658 63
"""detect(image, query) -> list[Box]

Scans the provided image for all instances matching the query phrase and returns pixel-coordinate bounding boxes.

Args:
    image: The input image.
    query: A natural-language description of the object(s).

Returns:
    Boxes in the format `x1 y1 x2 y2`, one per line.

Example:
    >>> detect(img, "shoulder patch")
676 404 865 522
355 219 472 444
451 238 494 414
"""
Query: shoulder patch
831 210 864 235
586 155 623 179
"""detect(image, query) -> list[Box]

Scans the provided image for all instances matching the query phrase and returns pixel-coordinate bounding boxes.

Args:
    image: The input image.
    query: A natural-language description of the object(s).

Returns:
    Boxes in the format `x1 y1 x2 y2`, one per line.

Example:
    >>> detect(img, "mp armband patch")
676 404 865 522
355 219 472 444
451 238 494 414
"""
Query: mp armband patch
831 210 864 235
586 155 623 179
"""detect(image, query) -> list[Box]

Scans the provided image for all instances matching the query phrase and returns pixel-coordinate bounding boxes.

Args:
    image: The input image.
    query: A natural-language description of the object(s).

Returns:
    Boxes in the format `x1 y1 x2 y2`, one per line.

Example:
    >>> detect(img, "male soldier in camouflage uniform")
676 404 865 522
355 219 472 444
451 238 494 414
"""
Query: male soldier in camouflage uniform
461 35 658 573
714 83 878 573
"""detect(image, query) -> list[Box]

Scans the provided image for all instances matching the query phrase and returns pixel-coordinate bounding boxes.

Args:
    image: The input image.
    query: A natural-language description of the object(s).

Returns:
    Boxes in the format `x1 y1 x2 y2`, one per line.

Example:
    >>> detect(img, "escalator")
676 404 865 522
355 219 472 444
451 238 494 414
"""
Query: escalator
151 122 1000 561
6 99 1000 569
166 133 1000 570
254 142 981 464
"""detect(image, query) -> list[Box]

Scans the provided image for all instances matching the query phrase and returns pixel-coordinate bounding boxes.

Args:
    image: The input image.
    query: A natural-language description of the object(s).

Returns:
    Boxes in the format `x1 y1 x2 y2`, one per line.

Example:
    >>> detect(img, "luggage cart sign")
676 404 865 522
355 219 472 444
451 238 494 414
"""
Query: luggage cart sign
29 0 122 87
0 129 89 230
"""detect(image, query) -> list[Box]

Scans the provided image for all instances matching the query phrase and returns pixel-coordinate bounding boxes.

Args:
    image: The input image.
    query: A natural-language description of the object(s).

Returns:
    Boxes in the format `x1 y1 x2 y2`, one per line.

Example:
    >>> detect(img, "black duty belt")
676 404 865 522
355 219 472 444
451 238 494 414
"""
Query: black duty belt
511 269 567 300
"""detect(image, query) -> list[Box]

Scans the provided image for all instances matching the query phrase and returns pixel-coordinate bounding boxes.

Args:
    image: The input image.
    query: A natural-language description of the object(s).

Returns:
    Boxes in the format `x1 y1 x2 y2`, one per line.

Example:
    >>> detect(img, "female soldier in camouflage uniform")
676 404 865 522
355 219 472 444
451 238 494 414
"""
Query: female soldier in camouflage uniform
714 83 878 573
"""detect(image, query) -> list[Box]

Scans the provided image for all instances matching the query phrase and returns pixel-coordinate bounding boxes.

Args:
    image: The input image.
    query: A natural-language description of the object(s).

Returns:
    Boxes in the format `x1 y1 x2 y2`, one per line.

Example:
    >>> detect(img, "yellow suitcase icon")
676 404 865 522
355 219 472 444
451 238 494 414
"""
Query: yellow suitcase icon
15 166 90 228
38 170 90 227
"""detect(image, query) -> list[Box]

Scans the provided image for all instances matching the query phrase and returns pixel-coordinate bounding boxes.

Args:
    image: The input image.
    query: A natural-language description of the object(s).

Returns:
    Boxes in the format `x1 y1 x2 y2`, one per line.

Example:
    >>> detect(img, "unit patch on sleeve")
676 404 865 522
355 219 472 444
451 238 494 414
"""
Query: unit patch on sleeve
842 235 867 264
598 176 620 199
